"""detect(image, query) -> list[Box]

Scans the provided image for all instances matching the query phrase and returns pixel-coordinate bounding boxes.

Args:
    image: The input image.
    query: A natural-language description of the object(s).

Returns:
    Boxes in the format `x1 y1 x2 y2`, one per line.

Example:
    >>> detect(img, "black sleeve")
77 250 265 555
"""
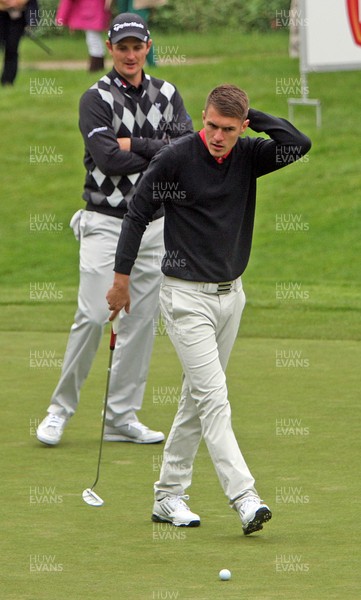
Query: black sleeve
79 90 149 176
248 108 312 177
129 87 193 160
130 137 167 160
114 145 176 274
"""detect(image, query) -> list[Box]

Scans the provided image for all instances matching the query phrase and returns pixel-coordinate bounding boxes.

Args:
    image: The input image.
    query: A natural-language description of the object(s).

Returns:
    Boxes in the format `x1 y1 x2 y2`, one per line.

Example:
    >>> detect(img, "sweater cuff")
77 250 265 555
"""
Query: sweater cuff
114 256 134 275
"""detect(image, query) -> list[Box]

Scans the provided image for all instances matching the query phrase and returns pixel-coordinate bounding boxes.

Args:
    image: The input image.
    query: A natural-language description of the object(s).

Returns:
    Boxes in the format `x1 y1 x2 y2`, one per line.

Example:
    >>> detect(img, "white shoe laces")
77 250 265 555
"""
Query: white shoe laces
172 494 191 511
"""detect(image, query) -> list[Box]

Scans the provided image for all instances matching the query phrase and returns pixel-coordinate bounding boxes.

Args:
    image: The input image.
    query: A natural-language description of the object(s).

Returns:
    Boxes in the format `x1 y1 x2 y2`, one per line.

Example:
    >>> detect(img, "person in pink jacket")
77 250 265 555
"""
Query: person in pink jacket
56 0 112 71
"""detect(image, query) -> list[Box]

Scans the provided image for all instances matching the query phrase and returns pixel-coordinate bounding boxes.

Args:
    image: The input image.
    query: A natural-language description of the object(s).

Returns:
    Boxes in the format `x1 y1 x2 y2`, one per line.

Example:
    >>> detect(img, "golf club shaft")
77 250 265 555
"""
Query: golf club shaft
25 27 53 55
90 324 117 490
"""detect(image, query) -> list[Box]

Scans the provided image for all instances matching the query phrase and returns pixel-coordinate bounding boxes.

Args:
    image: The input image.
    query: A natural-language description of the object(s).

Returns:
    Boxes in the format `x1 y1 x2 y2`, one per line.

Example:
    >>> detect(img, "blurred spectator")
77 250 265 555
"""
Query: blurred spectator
0 0 38 85
56 0 112 71
289 0 300 58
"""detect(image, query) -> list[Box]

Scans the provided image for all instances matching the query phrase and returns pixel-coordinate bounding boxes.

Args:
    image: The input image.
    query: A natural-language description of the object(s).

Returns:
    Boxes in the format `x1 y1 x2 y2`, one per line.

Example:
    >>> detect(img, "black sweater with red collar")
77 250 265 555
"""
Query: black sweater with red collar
114 108 311 282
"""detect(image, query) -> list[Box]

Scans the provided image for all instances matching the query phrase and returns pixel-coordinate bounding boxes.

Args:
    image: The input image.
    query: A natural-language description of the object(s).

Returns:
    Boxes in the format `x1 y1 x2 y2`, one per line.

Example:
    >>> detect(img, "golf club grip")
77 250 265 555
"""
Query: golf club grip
110 329 117 351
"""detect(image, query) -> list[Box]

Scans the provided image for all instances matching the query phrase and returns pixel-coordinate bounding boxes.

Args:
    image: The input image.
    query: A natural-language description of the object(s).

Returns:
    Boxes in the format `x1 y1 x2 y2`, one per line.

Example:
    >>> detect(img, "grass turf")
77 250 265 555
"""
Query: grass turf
1 29 360 599
1 333 360 599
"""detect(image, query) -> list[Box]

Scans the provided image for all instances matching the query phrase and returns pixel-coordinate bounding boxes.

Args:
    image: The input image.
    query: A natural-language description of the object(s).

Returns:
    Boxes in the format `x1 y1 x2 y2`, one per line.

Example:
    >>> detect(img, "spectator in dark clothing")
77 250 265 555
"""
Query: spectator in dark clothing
0 0 38 85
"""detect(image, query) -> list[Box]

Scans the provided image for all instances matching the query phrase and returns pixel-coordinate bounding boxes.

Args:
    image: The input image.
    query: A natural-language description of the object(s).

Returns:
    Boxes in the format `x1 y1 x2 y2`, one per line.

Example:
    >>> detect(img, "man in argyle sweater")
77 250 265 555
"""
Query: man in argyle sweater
36 12 193 446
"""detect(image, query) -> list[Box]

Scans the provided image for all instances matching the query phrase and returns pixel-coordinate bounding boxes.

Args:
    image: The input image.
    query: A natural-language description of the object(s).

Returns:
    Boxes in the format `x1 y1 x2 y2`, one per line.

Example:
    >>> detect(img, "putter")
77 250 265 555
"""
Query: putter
82 314 119 507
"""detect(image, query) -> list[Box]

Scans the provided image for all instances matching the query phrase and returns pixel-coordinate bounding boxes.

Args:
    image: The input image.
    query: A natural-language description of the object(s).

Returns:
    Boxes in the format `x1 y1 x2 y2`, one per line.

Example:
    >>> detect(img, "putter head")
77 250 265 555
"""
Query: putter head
82 488 104 507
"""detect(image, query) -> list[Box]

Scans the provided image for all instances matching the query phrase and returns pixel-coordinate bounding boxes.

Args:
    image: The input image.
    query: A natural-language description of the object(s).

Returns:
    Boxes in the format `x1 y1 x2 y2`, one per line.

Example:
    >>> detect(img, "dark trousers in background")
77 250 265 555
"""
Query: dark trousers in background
0 11 26 85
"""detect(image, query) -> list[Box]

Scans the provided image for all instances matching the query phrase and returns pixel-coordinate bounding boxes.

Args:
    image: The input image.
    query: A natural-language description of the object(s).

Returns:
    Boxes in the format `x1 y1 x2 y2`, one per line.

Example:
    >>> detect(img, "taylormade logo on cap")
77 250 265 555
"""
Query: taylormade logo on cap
113 21 145 31
109 13 150 43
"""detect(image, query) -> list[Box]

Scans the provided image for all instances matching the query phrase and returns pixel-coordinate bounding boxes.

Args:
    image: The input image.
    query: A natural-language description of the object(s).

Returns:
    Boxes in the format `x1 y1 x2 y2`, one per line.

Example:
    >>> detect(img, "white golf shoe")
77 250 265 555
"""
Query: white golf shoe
152 495 200 527
36 414 67 446
234 495 272 535
103 421 164 444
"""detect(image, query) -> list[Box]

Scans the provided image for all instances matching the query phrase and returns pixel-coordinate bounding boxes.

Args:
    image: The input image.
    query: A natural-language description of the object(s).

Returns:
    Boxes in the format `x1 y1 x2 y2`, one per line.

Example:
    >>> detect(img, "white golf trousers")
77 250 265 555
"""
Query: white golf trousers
48 210 164 426
155 276 257 504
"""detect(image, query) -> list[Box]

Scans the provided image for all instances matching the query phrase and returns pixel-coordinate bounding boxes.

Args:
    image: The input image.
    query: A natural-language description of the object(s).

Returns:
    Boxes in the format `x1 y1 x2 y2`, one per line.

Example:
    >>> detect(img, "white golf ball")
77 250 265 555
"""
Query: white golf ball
219 568 231 581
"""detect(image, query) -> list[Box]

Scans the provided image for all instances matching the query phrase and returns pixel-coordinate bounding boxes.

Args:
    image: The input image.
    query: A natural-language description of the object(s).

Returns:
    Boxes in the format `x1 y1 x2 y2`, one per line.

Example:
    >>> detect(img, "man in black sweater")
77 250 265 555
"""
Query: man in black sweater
106 84 311 535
